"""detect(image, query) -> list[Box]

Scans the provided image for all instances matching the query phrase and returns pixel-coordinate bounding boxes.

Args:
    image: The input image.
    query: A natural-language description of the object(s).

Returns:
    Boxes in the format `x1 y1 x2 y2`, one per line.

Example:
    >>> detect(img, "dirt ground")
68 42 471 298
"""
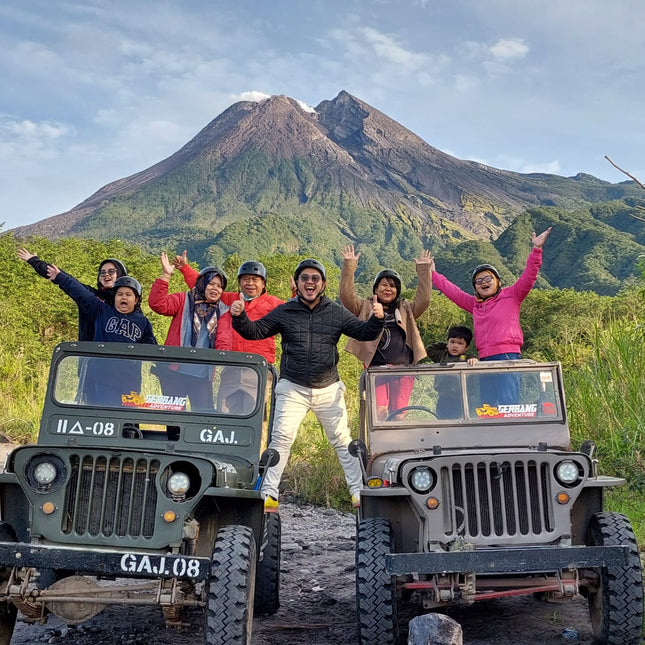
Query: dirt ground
4 499 598 645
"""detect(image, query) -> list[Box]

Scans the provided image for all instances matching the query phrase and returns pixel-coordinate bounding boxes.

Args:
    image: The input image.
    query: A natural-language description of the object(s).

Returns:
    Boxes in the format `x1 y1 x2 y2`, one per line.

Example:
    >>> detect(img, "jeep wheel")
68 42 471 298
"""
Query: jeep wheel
254 511 281 616
205 525 257 645
356 518 398 645
0 522 18 645
586 512 643 645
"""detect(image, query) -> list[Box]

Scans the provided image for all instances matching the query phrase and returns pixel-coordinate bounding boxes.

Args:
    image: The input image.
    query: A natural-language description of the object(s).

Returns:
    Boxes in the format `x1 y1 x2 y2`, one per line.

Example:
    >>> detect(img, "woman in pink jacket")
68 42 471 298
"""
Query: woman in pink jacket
432 227 551 406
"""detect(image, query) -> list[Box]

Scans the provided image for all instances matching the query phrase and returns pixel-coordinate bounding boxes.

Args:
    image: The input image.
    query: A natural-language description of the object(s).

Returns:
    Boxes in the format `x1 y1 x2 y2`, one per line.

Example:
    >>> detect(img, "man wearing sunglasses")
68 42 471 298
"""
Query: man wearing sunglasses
230 258 385 511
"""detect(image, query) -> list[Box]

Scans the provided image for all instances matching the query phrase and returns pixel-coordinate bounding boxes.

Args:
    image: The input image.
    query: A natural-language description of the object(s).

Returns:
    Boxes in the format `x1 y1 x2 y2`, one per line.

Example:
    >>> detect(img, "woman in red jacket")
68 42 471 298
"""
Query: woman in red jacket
173 252 283 416
148 252 232 410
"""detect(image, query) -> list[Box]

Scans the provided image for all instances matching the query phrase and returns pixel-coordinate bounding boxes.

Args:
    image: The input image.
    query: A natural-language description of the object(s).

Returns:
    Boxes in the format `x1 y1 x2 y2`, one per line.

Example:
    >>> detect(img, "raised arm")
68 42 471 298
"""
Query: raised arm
339 244 363 314
411 249 433 318
17 247 50 279
47 265 102 318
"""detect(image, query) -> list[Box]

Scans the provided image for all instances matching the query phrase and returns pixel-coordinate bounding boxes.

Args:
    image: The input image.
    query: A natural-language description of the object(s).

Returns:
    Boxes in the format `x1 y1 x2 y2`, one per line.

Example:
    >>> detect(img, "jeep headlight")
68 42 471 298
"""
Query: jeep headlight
34 462 57 485
167 472 190 496
26 455 66 493
555 460 581 486
409 466 435 494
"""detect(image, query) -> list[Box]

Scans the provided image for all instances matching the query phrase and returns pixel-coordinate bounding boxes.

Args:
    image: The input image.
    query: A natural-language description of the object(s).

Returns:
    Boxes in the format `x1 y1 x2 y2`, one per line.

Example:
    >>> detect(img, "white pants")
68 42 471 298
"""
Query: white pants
261 378 362 500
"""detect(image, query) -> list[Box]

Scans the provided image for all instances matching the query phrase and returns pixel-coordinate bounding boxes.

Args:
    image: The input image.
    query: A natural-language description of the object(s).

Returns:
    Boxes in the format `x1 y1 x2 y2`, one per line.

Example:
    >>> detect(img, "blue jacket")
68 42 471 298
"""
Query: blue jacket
54 271 157 345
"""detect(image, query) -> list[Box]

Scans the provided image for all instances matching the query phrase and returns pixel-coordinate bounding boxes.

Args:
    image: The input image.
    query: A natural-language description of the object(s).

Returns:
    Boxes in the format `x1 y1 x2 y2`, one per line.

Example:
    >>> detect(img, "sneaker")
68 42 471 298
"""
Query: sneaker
264 496 279 513
351 493 361 509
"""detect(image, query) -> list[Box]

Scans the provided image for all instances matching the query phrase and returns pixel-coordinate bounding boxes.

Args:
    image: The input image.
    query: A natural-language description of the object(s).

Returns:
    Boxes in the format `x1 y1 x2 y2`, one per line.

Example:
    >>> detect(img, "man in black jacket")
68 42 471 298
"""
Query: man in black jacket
231 258 384 510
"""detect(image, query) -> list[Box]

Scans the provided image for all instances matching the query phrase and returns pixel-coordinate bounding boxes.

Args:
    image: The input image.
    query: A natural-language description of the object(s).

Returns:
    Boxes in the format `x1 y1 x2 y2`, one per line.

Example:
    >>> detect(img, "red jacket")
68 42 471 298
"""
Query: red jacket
148 278 233 350
180 266 283 363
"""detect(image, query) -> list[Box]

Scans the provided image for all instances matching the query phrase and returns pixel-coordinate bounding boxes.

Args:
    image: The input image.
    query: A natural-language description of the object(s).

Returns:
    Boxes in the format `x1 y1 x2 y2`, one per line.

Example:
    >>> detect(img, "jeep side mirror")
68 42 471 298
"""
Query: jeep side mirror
348 439 368 483
260 448 280 469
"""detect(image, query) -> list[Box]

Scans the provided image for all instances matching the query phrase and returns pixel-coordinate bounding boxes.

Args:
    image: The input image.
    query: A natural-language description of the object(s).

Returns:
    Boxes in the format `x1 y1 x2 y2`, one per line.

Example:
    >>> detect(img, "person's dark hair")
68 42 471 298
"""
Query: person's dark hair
97 258 128 289
372 269 402 296
447 325 473 346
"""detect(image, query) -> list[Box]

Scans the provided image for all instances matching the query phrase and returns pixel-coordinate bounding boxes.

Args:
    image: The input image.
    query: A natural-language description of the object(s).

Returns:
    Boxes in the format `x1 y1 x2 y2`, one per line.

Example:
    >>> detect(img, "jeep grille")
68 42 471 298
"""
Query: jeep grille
442 459 554 540
62 454 159 538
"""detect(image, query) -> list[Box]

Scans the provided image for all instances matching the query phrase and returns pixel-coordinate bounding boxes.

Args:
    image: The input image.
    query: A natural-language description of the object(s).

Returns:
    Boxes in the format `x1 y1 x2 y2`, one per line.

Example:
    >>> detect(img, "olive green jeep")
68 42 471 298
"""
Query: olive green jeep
350 360 643 645
0 341 281 645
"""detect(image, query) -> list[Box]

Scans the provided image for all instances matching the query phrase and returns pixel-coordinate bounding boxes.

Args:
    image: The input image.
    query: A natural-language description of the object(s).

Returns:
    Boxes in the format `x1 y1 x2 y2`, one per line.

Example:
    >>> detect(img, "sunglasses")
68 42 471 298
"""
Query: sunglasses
298 274 322 283
99 269 117 277
474 275 494 286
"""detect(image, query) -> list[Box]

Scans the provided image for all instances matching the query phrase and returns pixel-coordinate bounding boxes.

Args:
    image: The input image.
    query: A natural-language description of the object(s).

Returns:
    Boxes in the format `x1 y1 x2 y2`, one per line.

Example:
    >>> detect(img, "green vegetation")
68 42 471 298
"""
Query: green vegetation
1 233 644 540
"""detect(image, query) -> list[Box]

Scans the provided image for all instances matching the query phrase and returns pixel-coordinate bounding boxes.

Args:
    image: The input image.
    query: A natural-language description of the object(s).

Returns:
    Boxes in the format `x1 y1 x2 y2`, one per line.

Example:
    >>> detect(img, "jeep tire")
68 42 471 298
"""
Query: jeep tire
254 512 281 616
205 525 256 645
356 518 398 645
586 512 643 645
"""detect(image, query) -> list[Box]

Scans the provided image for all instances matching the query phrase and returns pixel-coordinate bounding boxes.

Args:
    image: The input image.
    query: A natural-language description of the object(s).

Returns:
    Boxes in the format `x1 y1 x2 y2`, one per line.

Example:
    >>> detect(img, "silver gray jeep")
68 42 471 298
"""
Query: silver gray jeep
351 360 643 645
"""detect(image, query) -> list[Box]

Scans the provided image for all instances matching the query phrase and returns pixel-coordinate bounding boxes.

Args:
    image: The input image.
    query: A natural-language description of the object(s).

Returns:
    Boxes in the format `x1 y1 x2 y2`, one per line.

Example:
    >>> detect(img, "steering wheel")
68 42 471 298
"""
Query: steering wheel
386 406 438 421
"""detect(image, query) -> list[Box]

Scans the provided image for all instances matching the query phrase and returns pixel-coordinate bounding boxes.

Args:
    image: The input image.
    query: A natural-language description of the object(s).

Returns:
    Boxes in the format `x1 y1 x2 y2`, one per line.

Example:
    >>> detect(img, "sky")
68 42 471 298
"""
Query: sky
2 0 645 231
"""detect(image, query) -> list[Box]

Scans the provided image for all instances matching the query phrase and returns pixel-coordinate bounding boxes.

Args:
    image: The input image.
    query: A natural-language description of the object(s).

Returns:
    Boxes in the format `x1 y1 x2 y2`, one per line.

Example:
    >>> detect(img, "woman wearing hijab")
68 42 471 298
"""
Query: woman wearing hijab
148 252 232 410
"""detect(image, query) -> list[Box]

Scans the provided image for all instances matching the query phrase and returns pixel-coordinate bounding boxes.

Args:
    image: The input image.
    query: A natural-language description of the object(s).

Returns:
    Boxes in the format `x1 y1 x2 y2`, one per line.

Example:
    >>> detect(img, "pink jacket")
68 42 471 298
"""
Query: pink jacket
432 247 543 359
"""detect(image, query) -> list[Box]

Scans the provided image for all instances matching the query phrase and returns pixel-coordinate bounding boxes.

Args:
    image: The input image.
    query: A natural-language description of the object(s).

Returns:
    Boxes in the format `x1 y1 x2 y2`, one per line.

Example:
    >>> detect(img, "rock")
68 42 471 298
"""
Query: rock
407 613 463 645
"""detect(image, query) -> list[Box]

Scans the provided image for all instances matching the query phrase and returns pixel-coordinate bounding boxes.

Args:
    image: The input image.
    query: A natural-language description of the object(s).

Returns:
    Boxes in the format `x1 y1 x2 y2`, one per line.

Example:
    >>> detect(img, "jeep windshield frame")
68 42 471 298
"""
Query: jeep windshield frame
361 360 570 452
39 342 271 463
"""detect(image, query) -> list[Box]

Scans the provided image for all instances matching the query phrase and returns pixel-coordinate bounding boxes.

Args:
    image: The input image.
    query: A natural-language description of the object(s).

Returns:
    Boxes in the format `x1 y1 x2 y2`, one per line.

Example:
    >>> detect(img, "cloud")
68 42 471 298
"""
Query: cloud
232 91 271 103
358 27 428 71
489 38 529 60
0 116 71 160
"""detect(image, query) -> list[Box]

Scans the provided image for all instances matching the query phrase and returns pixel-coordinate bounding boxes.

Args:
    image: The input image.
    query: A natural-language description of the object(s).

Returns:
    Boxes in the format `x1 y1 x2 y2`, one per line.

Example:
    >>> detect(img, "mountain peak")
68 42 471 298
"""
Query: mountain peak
10 90 642 274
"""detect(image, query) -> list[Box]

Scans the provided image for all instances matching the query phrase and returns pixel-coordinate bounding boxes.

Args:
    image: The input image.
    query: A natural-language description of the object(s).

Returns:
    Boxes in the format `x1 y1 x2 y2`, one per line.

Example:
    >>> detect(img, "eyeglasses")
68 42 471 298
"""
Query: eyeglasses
298 274 322 283
99 269 117 277
474 275 494 286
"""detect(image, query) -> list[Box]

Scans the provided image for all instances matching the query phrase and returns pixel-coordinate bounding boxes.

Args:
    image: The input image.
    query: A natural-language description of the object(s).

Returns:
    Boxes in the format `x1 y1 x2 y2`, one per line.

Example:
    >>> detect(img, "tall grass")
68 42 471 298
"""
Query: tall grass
565 320 645 539
0 348 48 444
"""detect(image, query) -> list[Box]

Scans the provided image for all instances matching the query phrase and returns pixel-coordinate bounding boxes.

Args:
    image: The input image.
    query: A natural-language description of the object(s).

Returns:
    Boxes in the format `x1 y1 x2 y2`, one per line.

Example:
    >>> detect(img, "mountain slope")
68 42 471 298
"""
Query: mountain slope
8 91 645 293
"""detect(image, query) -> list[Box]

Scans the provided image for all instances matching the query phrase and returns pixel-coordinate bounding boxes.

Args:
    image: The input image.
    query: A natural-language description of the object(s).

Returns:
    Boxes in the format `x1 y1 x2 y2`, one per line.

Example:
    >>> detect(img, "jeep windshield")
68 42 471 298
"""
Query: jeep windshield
53 353 260 417
366 362 564 427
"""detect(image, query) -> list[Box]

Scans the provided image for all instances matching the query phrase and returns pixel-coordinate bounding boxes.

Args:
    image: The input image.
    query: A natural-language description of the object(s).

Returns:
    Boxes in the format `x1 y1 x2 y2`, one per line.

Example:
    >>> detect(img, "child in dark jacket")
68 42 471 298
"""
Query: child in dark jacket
425 326 476 365
18 248 130 341
48 265 156 406
424 326 476 419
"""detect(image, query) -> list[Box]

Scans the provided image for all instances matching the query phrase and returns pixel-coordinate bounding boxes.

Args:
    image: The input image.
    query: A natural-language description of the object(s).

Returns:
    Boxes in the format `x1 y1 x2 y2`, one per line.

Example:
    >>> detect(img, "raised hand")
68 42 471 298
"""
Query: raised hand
342 244 361 261
17 248 35 262
372 294 384 319
160 252 174 278
230 293 245 317
414 249 434 267
172 250 188 269
532 227 552 248
46 264 60 281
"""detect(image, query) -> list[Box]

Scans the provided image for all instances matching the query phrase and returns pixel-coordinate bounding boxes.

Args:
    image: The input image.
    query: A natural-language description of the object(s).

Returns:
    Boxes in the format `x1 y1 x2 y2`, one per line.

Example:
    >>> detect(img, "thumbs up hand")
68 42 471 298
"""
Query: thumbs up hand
372 294 384 319
230 293 245 316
